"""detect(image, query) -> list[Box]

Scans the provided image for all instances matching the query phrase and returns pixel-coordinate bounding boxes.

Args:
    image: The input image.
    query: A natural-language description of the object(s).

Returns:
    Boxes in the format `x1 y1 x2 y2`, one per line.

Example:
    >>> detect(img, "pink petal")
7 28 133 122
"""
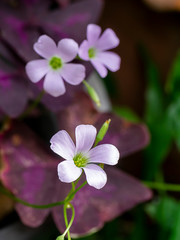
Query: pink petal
97 51 121 72
91 59 108 78
57 38 78 62
96 28 120 51
43 71 66 97
78 40 90 60
34 35 57 59
87 24 101 45
50 130 75 160
83 164 107 189
75 125 97 153
25 59 49 83
58 161 82 183
61 63 85 85
89 144 120 165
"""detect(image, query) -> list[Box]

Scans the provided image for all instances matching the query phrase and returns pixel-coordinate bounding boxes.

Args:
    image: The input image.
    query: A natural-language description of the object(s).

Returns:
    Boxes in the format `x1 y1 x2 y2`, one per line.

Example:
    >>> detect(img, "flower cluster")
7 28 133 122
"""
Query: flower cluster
26 24 120 97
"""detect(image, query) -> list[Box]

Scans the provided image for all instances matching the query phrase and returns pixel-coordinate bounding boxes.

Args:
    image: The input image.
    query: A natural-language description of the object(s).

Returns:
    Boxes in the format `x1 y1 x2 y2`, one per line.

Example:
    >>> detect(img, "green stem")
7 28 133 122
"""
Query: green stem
63 203 71 240
62 203 75 238
0 180 86 209
143 181 180 192
0 186 64 209
66 181 87 202
20 90 45 119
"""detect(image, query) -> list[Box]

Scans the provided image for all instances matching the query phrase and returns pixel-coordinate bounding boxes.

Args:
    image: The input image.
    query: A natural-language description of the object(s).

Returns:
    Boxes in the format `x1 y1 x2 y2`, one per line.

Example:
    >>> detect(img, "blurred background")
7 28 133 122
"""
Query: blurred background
1 0 180 239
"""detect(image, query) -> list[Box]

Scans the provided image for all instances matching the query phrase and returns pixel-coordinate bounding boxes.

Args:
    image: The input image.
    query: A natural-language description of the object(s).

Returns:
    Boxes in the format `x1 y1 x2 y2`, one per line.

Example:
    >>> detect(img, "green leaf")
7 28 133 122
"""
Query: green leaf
140 46 172 179
146 197 178 230
170 206 180 240
167 98 180 151
113 106 140 123
166 50 180 97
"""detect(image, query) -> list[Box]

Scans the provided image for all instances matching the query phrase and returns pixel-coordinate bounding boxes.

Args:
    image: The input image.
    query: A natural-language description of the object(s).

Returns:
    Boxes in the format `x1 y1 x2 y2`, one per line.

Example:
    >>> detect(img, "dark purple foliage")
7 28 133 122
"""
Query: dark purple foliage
0 0 104 117
0 118 151 237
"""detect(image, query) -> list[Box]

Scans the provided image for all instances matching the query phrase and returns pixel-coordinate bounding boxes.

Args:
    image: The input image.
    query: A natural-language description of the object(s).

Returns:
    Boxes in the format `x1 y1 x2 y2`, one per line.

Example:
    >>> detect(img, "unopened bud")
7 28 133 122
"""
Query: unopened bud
83 80 101 107
56 235 64 240
94 119 111 146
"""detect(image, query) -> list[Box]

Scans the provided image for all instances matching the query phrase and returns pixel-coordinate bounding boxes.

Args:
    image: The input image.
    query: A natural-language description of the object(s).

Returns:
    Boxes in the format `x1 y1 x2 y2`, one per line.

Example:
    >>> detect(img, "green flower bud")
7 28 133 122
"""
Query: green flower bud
83 80 101 107
94 119 111 146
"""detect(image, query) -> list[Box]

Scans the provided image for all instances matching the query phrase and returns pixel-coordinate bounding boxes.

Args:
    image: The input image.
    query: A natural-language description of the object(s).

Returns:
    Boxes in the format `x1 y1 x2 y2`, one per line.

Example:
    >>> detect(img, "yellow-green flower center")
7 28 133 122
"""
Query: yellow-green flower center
73 153 88 168
88 48 96 59
49 57 62 70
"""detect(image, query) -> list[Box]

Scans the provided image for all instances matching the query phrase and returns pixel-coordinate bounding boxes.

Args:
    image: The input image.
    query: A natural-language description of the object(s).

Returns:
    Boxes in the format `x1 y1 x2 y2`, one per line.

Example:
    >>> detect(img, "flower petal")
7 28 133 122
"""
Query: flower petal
57 38 78 62
83 164 107 189
78 40 90 60
61 63 85 85
89 144 120 165
50 130 75 160
75 125 97 153
43 71 66 97
97 51 121 72
96 28 120 51
87 24 101 44
34 35 57 59
91 59 108 78
25 59 49 83
58 161 82 183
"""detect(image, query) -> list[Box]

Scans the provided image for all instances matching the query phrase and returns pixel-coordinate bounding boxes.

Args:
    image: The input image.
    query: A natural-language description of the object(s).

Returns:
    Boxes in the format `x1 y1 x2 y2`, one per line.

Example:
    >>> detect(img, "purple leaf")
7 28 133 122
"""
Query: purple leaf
0 122 62 227
53 167 152 237
95 113 150 158
0 74 28 118
43 0 104 43
57 93 150 157
0 42 29 117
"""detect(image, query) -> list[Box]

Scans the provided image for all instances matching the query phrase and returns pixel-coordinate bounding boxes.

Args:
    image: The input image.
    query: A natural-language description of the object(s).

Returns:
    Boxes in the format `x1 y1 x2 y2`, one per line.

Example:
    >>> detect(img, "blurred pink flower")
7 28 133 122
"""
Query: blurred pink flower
50 124 119 189
26 35 85 97
79 24 121 78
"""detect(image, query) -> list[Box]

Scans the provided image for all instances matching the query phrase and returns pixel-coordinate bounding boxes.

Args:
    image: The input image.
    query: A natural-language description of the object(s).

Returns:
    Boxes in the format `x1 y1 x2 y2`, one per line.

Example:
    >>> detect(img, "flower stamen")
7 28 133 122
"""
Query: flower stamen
88 48 96 59
49 57 62 70
73 153 88 168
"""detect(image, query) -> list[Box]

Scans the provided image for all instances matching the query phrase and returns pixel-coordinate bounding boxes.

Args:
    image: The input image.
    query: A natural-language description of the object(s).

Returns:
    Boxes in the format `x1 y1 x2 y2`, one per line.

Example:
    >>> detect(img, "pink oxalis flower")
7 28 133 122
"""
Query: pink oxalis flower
26 35 85 97
50 124 120 189
79 24 121 78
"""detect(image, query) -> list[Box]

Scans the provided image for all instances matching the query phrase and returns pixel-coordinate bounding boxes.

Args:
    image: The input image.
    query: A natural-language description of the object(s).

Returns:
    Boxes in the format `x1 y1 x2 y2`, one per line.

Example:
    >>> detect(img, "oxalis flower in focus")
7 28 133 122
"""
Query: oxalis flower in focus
79 24 121 78
26 35 85 97
50 124 120 189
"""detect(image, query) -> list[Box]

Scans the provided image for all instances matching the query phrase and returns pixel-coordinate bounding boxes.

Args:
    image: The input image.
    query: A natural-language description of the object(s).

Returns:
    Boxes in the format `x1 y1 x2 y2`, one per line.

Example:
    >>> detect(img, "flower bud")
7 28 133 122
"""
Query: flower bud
94 119 111 146
83 80 101 107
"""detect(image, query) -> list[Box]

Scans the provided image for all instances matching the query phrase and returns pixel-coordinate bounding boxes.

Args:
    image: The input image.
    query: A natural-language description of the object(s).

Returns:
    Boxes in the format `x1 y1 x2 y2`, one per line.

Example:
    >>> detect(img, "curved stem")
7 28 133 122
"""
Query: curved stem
0 180 87 209
62 203 75 237
20 90 45 119
143 181 180 192
63 203 71 240
66 181 87 202
0 186 64 208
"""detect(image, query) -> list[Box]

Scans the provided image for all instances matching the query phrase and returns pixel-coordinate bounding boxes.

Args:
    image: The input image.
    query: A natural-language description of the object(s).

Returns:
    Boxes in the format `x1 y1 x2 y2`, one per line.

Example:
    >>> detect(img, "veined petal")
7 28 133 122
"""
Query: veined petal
43 71 66 97
97 51 121 72
58 161 82 183
91 59 108 78
83 164 107 189
87 24 101 44
75 125 97 153
34 35 57 59
78 40 90 61
25 59 49 83
89 144 120 165
96 29 120 51
50 130 75 160
57 39 78 62
61 63 85 85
